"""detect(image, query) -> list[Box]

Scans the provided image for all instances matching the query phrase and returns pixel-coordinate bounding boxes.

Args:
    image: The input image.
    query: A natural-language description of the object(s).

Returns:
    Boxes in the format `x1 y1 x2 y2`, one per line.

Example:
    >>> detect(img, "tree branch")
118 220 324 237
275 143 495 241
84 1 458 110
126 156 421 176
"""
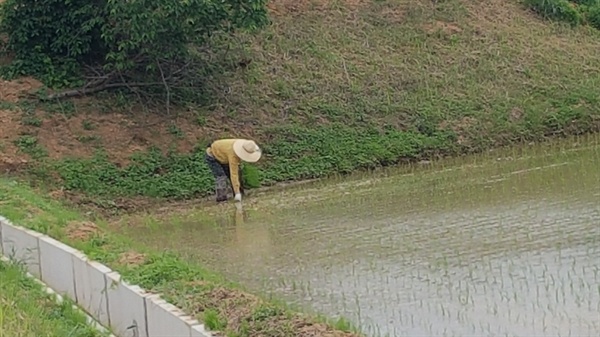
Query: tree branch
43 81 164 100
156 59 171 115
39 55 198 101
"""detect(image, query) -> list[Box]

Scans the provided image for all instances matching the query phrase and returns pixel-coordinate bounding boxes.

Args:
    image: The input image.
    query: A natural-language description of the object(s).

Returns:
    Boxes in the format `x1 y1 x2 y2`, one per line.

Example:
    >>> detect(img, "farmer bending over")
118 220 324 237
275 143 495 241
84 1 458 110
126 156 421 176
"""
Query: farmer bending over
204 139 262 203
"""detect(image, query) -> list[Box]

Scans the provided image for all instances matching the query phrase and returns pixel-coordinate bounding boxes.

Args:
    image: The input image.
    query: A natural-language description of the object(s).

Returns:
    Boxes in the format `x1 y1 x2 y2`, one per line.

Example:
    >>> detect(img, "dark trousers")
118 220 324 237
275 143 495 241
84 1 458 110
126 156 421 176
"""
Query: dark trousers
204 152 244 202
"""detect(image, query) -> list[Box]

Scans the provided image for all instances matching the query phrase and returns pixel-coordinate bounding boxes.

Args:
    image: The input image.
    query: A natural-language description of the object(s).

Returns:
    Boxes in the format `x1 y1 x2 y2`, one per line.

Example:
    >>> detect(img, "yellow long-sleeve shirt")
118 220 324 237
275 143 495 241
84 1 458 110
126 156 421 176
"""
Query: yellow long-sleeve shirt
206 139 242 194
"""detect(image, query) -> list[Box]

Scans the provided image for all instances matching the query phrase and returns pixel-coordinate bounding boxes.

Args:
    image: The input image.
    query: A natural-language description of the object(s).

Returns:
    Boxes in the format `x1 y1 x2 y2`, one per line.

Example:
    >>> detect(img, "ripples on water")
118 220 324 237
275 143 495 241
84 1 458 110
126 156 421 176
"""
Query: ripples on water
117 139 600 337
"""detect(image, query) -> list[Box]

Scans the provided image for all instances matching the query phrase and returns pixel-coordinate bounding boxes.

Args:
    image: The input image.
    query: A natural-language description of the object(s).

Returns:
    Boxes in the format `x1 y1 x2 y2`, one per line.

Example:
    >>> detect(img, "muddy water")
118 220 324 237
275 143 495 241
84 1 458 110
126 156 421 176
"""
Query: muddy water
117 136 600 337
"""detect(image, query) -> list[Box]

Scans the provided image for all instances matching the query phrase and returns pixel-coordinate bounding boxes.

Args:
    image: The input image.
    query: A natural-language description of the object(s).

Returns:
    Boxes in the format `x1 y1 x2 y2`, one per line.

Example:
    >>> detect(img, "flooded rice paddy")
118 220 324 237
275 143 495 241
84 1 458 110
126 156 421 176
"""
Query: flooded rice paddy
116 137 600 337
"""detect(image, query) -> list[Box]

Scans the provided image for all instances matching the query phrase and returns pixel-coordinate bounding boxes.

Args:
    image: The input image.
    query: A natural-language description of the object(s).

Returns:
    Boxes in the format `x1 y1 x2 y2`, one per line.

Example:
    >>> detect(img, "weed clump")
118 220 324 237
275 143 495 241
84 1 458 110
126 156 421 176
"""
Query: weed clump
0 261 105 337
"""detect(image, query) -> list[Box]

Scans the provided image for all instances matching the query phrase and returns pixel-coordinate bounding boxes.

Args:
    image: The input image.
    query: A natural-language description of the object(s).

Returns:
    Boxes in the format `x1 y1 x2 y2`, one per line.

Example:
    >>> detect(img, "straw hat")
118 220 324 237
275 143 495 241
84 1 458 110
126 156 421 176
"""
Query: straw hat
233 139 262 163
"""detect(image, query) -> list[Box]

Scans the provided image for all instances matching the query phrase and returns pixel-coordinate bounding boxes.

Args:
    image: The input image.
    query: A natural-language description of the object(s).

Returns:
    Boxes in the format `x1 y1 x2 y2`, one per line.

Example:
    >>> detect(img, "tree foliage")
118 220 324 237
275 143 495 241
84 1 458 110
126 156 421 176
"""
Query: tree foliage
0 0 268 96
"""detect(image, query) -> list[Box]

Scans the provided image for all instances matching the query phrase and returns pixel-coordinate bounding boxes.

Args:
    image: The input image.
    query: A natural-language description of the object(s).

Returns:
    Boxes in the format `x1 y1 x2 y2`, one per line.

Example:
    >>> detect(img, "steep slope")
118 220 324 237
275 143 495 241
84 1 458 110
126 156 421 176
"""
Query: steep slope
1 0 599 200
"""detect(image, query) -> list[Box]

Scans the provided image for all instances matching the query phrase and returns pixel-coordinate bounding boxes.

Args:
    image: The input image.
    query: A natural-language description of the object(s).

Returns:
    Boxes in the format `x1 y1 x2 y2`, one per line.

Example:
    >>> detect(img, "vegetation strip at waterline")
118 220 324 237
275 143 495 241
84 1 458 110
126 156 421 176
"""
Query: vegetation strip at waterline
0 258 109 337
0 178 364 337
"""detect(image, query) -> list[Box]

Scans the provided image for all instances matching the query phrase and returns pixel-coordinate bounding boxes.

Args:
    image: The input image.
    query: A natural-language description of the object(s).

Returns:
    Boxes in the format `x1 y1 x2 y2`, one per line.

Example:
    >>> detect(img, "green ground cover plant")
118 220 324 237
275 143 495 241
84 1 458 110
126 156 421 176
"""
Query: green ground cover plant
0 258 107 337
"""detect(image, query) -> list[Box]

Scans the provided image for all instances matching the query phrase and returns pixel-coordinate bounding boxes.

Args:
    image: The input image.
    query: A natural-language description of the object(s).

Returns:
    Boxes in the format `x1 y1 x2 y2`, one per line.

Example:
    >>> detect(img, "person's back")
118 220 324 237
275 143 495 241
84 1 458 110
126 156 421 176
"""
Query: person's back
207 139 237 164
204 138 262 203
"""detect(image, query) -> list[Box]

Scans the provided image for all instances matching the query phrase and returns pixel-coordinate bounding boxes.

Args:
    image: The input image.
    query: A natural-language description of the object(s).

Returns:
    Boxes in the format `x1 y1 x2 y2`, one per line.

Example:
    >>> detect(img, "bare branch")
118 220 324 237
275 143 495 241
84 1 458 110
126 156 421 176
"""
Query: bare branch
156 59 171 115
117 71 152 116
84 64 104 77
38 54 200 102
43 81 164 100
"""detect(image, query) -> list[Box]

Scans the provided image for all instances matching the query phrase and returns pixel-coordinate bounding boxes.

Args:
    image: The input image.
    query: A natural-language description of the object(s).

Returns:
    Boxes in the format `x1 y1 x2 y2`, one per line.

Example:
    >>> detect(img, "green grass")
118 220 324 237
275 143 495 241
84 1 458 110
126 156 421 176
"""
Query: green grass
203 308 227 331
0 260 107 337
10 0 600 200
0 177 364 337
14 135 47 160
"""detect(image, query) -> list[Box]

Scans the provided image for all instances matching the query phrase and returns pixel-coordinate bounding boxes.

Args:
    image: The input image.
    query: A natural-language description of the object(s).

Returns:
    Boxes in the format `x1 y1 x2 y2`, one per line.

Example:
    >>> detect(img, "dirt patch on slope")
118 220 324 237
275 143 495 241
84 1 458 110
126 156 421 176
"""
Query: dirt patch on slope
0 78 43 172
118 251 147 267
0 109 27 173
0 78 256 169
65 220 100 241
0 77 42 103
26 108 200 165
424 21 463 35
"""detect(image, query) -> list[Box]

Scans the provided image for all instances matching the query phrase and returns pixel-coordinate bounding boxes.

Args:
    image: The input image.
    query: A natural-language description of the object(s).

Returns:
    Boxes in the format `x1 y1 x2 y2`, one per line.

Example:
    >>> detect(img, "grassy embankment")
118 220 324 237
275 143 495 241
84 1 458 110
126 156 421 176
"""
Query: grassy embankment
0 0 599 208
0 259 107 337
0 177 360 337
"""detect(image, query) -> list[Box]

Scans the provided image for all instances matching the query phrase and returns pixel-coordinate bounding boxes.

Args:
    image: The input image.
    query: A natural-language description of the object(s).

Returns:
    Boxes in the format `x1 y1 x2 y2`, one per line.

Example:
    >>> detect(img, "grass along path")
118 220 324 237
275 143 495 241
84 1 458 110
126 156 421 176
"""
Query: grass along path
0 177 361 337
0 260 107 337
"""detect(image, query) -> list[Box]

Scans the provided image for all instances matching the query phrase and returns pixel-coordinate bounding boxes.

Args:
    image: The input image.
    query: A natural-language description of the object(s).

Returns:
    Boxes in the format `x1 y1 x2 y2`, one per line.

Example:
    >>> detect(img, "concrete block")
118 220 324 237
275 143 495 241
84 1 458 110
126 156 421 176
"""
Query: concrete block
0 216 4 255
191 324 212 337
72 251 112 327
0 222 42 277
106 272 149 337
146 295 194 337
38 236 78 300
0 215 10 225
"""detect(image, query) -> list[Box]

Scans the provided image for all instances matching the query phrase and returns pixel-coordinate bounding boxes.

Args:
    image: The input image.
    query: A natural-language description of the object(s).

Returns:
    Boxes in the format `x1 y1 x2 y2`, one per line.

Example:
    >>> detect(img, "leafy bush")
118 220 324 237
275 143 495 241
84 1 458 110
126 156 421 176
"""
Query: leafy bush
586 5 600 28
570 0 600 5
0 0 269 89
242 164 261 189
525 0 583 26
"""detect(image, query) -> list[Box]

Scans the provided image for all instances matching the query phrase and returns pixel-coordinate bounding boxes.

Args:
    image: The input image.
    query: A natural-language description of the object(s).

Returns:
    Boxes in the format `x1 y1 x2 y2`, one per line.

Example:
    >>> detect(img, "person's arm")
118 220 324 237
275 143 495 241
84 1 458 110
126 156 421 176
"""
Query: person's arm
228 157 242 197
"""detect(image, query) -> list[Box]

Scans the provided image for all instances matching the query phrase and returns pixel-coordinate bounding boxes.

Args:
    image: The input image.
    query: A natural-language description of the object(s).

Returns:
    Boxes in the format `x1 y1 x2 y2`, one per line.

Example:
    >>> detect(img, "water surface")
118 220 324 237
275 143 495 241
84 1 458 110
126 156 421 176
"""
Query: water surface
116 137 600 337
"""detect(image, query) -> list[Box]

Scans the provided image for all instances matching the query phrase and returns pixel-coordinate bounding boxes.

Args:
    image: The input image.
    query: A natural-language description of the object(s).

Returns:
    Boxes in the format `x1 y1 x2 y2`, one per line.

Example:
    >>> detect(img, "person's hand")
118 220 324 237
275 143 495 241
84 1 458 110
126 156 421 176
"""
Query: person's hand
234 193 242 202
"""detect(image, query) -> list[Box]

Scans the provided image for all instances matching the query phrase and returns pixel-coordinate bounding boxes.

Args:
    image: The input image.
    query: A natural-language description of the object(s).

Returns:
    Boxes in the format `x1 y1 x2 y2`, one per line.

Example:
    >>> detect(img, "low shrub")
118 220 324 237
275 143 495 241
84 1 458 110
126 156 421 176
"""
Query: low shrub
585 4 600 28
526 0 600 29
525 0 583 26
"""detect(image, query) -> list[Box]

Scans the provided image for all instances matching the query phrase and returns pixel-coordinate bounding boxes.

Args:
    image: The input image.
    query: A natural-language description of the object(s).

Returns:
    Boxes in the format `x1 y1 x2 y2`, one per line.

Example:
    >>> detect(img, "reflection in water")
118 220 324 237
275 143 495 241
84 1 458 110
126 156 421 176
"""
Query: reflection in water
116 138 600 337
228 203 275 265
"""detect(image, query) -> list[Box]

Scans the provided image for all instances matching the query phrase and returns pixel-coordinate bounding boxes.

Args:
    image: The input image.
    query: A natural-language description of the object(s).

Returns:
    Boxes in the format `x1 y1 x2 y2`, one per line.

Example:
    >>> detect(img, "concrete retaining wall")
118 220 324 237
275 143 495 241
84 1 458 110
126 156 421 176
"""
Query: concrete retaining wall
0 215 212 337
